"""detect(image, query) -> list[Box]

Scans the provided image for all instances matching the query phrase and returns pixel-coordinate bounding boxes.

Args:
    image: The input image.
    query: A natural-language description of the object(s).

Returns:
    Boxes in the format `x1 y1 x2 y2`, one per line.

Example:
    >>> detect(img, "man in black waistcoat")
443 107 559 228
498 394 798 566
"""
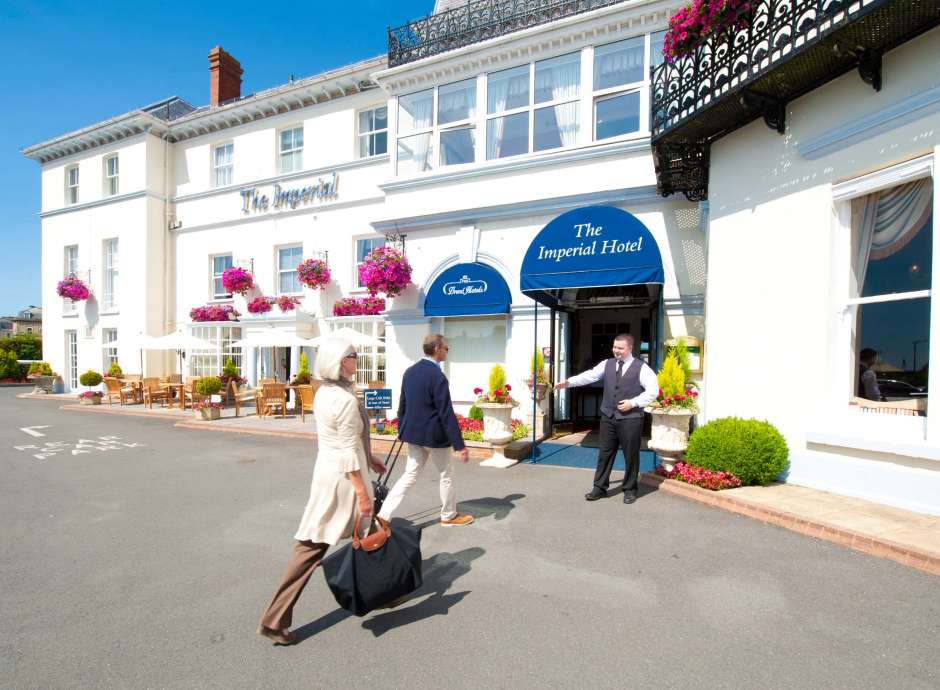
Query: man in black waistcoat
555 333 659 504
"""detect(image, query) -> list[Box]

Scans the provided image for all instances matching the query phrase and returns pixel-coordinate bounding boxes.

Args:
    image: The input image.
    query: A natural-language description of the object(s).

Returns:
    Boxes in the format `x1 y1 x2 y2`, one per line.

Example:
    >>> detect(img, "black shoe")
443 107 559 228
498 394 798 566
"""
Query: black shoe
585 490 605 501
622 493 637 504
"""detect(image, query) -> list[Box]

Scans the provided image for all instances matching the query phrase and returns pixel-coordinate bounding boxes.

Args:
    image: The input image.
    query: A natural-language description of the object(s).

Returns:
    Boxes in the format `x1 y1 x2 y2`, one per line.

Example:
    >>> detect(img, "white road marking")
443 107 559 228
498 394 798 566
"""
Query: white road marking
20 426 51 437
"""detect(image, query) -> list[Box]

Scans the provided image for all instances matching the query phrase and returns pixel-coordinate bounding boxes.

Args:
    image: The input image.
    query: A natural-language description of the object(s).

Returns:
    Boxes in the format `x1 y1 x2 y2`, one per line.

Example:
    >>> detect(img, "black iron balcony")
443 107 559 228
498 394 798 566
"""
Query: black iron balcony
650 0 940 201
388 0 629 68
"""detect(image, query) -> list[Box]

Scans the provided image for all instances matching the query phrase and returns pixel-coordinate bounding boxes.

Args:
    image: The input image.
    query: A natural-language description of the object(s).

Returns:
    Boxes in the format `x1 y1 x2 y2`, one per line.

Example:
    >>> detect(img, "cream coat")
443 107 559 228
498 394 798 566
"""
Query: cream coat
294 383 373 545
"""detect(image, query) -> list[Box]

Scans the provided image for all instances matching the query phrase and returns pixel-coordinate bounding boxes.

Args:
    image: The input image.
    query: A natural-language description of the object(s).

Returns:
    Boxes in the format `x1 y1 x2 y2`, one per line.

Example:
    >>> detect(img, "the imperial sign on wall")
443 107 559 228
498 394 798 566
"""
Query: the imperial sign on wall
240 172 338 213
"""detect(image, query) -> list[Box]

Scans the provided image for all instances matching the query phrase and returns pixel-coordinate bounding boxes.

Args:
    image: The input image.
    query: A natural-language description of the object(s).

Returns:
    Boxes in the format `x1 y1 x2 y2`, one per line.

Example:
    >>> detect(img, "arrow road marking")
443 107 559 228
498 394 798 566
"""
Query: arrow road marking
20 426 51 438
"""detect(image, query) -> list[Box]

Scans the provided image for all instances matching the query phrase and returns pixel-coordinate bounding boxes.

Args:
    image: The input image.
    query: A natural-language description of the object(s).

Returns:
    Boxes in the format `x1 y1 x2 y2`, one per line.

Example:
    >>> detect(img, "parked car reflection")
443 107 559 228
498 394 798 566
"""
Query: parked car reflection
877 379 927 401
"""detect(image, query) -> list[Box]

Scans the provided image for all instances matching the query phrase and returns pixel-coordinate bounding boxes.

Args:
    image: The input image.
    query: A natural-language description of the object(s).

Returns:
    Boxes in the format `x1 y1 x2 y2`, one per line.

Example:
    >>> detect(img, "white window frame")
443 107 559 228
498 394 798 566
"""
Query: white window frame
102 328 118 372
830 153 937 442
65 165 79 205
354 236 386 290
357 106 388 158
591 34 650 142
213 142 234 188
276 245 303 295
104 155 119 196
63 245 79 315
210 253 233 300
396 89 435 175
188 324 243 379
278 126 304 174
102 238 118 311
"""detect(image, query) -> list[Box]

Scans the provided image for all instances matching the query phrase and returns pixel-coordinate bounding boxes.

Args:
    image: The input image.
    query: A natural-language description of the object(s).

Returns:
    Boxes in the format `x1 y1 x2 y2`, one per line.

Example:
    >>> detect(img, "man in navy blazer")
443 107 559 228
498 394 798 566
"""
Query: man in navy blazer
377 333 474 527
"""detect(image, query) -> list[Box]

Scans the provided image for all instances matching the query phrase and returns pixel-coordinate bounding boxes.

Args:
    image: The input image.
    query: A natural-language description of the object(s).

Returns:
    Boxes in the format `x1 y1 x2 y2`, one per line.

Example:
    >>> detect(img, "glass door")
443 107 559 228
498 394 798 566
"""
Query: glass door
66 330 78 390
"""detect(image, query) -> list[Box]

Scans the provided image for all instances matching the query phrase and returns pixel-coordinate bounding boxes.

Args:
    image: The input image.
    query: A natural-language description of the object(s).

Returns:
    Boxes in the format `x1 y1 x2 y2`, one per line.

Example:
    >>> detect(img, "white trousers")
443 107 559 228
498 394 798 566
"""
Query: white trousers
378 444 457 521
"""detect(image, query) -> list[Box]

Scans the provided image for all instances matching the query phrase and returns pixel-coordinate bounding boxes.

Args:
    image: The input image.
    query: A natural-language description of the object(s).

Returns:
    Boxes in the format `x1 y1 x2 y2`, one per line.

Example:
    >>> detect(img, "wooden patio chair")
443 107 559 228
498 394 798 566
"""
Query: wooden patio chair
166 374 183 384
368 379 386 389
296 384 315 422
230 380 258 417
259 382 287 418
142 377 170 409
103 377 125 406
182 377 204 410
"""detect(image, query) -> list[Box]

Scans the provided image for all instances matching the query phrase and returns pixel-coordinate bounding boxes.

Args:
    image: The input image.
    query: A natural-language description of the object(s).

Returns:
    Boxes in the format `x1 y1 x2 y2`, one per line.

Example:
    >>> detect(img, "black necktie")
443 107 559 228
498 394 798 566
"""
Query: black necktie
616 359 624 377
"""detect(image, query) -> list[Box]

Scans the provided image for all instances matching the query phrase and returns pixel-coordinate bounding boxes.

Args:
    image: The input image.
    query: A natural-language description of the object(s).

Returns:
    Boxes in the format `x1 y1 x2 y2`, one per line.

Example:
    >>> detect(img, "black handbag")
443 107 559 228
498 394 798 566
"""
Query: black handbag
371 438 405 515
320 515 423 617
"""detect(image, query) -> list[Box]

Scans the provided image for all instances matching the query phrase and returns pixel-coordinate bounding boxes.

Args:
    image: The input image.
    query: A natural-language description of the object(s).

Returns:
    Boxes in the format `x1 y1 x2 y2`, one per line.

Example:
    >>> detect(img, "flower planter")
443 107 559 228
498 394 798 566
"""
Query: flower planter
478 402 518 469
647 408 695 473
80 395 102 406
199 407 221 421
526 380 548 402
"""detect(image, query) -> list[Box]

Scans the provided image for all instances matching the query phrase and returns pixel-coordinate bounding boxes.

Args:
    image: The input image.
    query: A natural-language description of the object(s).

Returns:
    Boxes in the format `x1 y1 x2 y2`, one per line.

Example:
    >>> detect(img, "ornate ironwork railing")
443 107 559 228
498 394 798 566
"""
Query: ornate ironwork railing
388 0 629 67
650 0 940 200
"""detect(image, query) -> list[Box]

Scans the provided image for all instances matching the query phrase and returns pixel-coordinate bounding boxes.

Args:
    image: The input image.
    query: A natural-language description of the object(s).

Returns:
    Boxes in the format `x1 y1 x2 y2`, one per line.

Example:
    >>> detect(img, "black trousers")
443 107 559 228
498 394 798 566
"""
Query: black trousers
594 415 643 495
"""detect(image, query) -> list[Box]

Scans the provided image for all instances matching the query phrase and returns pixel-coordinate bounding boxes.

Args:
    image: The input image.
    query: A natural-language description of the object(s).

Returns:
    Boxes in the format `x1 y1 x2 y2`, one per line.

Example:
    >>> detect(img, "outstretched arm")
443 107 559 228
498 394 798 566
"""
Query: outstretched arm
555 360 606 390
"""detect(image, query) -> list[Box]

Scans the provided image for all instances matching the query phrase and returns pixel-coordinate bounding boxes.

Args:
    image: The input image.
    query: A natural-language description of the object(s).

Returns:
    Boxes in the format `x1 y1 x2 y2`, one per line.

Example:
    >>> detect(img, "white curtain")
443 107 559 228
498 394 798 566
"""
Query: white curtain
399 92 433 132
438 81 475 124
554 102 579 148
398 133 432 173
594 40 645 89
486 69 528 159
535 54 580 103
852 178 933 294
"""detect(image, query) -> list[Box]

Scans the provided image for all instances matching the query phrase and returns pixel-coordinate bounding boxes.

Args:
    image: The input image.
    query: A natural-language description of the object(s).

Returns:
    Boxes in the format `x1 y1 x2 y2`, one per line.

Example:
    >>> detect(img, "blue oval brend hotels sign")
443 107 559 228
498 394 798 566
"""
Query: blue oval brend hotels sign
424 262 512 316
520 205 664 295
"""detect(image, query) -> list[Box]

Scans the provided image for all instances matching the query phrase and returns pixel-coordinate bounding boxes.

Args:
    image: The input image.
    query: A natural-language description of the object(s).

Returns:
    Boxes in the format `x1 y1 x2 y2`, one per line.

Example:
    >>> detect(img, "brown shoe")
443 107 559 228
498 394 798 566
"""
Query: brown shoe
257 625 297 646
440 513 474 527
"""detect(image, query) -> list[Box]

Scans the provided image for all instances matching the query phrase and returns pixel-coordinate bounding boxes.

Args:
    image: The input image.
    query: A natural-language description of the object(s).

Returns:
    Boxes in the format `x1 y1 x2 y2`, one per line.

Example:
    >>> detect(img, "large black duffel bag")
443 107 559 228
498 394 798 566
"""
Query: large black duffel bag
321 515 423 617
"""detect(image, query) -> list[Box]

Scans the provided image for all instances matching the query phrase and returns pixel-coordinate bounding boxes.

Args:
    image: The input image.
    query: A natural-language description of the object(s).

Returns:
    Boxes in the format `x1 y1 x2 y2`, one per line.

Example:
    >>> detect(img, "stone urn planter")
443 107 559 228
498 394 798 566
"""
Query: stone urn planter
478 402 518 469
199 407 222 421
79 394 102 406
526 379 548 402
646 408 695 473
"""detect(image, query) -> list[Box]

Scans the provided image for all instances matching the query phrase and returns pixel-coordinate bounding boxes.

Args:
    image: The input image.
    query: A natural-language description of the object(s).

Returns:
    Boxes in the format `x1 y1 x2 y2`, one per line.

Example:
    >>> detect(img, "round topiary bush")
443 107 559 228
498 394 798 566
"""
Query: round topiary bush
468 404 484 421
79 370 103 387
685 417 789 486
196 376 223 396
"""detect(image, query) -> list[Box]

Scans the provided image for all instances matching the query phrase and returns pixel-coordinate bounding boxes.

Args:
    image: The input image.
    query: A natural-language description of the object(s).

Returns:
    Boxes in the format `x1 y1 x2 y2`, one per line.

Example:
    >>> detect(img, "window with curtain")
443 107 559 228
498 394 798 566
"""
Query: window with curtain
66 330 78 389
189 325 243 379
358 106 388 158
102 238 118 311
65 165 79 205
102 328 118 372
397 89 434 175
104 155 119 196
438 78 476 166
212 254 233 298
593 36 646 141
214 143 233 187
444 318 508 401
279 127 303 173
850 178 933 412
278 246 303 294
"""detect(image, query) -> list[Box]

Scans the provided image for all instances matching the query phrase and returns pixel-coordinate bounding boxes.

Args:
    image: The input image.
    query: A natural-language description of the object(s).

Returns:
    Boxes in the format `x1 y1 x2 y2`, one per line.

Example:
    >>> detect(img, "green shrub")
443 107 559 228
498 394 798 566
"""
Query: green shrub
667 338 692 384
0 351 23 379
0 333 42 360
107 362 123 377
196 376 223 396
28 361 54 376
487 364 506 394
222 357 240 378
468 404 484 421
657 354 685 398
685 417 789 486
79 370 103 387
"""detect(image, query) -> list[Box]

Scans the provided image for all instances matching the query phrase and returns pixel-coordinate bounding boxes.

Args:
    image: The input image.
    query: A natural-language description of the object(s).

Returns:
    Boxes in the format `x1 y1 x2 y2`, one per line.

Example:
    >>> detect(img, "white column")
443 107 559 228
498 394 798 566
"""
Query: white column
247 347 257 387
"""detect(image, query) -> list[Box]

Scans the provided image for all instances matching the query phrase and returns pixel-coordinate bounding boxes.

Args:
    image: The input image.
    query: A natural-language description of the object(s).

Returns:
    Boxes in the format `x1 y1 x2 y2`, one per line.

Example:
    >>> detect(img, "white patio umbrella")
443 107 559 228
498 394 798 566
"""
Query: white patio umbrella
308 327 382 348
106 333 162 375
146 331 217 374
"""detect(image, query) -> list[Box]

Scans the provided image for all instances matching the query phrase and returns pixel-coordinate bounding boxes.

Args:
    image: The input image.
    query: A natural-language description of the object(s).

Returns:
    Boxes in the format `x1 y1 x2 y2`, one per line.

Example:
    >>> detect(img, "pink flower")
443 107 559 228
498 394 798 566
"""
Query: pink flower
473 387 483 395
221 267 254 295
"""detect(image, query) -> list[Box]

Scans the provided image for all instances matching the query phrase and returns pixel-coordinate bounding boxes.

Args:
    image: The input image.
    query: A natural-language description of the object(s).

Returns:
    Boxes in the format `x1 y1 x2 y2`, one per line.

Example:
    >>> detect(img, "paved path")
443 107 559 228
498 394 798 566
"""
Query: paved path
2 389 938 689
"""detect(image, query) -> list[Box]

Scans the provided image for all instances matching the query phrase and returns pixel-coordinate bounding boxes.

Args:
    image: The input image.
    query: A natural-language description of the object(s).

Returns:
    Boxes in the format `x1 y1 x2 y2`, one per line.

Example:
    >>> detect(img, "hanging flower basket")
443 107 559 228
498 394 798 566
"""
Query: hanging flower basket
296 258 331 290
332 296 386 316
57 276 90 302
221 267 254 296
190 304 241 322
664 0 754 62
358 246 412 298
276 295 302 312
247 296 274 314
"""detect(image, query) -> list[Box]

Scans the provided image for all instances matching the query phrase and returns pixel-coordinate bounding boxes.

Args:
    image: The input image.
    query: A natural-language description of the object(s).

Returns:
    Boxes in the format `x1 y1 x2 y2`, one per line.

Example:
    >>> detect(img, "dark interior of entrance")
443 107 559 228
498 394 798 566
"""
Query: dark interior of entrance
550 284 661 439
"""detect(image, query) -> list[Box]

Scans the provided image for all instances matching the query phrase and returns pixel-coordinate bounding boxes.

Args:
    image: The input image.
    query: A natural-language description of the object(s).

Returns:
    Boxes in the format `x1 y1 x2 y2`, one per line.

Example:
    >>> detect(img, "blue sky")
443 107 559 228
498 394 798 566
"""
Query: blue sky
0 0 432 316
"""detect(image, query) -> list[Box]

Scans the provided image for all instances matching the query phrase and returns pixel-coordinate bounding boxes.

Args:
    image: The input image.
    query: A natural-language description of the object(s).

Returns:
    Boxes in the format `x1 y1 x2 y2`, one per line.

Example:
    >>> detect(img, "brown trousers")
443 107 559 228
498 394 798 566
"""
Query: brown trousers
259 540 329 630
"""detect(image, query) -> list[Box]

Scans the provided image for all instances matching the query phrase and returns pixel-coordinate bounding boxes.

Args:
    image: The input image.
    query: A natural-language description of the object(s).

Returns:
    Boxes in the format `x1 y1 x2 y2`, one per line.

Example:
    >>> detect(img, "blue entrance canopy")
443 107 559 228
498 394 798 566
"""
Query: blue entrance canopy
425 262 512 317
520 205 664 308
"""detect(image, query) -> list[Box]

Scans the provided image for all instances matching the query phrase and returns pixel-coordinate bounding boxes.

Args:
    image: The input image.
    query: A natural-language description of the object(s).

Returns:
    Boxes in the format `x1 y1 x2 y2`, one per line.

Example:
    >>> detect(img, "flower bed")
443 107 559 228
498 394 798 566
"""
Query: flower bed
276 295 301 312
190 304 240 322
370 414 528 443
664 0 754 62
221 267 254 296
57 276 90 302
332 296 386 316
358 246 412 298
296 258 331 290
655 461 742 490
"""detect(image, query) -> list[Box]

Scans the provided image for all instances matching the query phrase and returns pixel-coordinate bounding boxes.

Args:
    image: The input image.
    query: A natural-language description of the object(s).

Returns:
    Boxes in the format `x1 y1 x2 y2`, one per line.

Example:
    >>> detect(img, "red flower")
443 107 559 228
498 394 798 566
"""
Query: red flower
504 384 512 391
473 387 483 395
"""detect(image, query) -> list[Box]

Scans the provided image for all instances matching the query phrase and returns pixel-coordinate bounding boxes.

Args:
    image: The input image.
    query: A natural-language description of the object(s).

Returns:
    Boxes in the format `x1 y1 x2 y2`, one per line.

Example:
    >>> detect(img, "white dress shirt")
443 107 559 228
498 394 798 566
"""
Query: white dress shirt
565 355 659 409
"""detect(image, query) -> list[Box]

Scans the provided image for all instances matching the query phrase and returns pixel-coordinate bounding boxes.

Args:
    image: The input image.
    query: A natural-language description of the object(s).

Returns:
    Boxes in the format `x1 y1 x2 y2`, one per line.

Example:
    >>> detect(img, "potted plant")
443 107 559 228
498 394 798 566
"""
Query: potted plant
526 349 551 401
218 358 246 398
296 258 331 290
56 276 91 302
190 304 241 322
247 296 274 314
107 361 123 378
473 364 519 469
276 295 301 313
195 376 223 419
290 352 312 386
332 296 385 316
78 369 104 405
645 351 699 473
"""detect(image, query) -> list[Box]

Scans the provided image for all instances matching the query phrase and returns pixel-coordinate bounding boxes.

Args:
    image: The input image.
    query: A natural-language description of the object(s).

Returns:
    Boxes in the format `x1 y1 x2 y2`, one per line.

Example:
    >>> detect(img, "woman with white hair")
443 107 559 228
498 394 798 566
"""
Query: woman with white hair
258 336 386 645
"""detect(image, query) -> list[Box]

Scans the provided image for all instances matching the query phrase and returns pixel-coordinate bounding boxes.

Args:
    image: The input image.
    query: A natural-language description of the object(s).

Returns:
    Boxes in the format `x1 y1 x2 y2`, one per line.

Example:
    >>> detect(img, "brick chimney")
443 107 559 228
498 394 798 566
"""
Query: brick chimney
208 46 243 106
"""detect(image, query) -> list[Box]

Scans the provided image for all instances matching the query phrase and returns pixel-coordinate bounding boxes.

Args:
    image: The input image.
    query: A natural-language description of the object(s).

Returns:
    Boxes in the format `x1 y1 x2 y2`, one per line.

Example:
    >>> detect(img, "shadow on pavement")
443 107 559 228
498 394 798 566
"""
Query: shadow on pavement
408 492 526 530
361 546 485 637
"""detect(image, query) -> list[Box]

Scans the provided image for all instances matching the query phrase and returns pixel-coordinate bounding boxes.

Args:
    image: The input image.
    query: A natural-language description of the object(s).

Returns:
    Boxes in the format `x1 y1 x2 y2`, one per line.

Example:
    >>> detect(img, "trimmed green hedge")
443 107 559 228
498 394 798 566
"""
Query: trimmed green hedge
79 370 103 387
685 417 789 486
